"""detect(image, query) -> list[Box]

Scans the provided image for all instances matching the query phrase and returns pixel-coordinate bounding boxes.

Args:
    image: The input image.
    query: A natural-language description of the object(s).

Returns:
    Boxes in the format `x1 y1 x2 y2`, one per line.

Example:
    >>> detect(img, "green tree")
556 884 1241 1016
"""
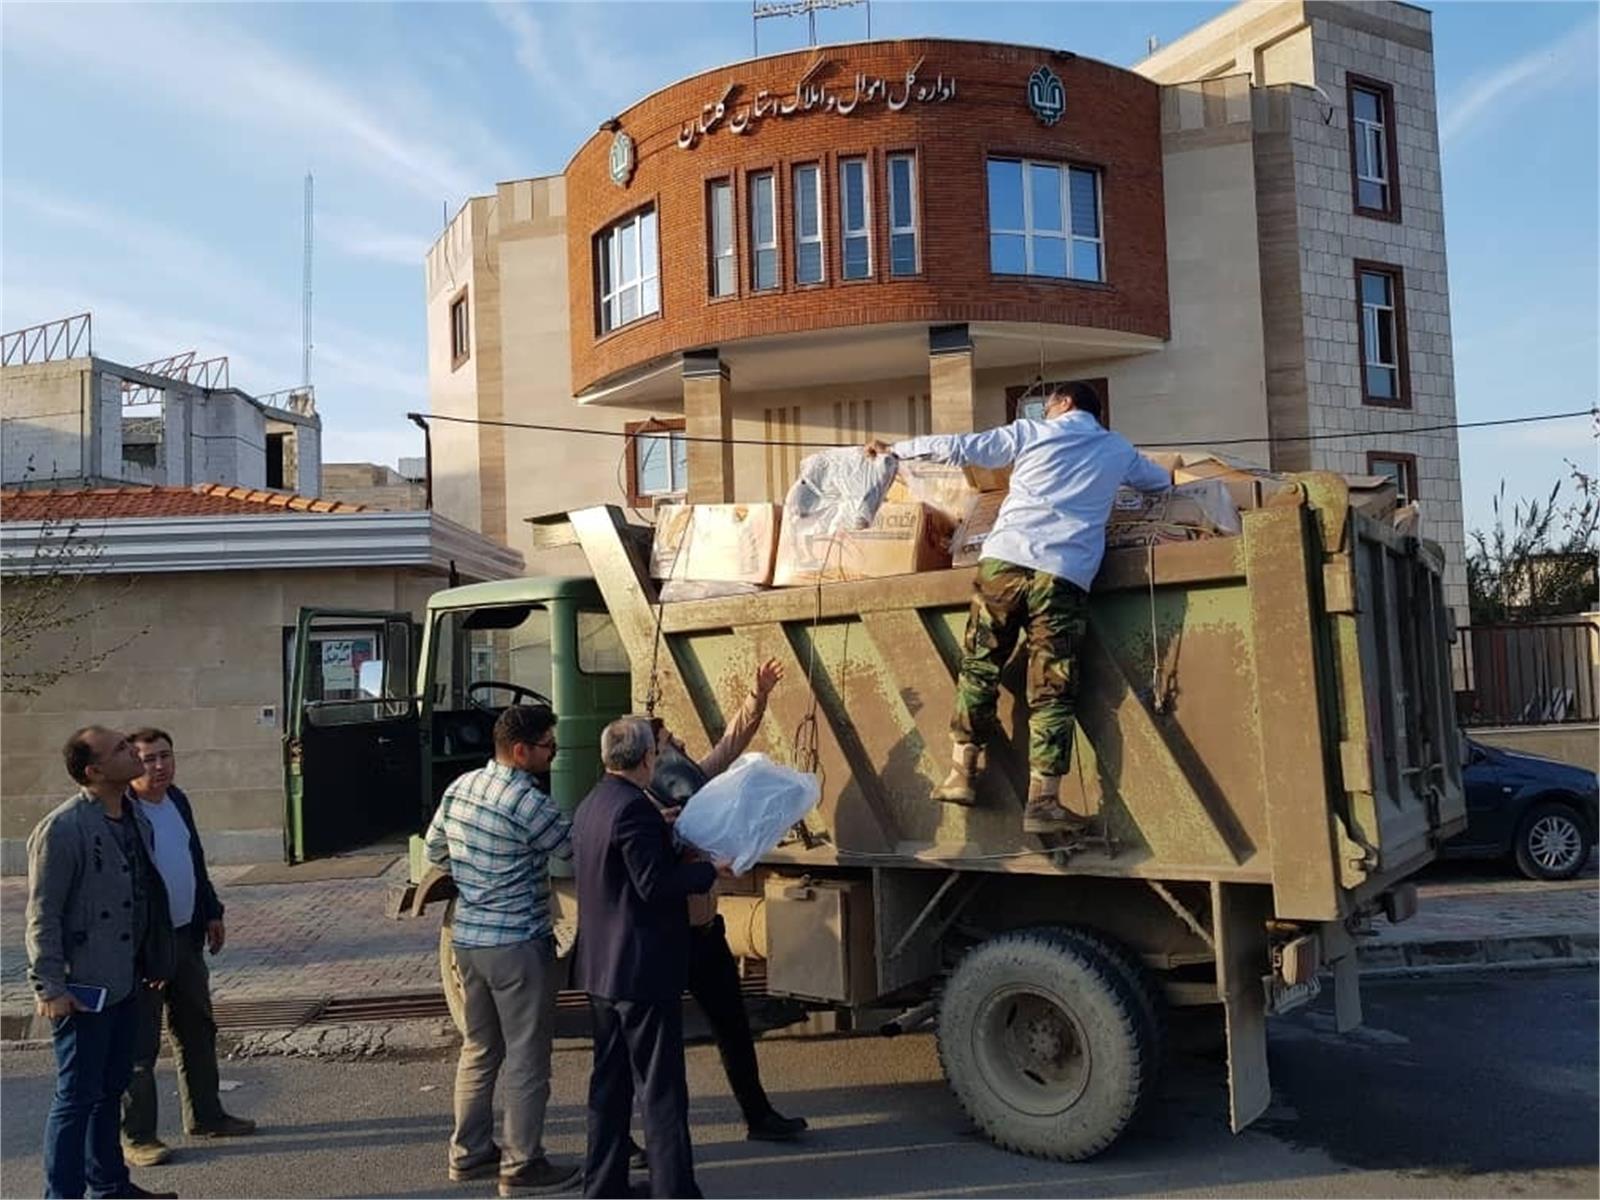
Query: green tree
1467 459 1599 623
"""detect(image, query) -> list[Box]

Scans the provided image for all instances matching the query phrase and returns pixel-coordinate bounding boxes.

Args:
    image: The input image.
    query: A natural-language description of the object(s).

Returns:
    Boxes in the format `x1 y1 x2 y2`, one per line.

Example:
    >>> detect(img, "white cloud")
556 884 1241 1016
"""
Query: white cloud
489 2 595 127
321 213 432 267
2 4 516 202
1440 17 1599 149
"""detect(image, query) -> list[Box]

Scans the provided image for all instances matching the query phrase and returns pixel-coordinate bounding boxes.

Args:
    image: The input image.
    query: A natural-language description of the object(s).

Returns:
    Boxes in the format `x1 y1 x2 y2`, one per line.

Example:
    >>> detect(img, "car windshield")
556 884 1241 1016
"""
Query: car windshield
431 605 552 709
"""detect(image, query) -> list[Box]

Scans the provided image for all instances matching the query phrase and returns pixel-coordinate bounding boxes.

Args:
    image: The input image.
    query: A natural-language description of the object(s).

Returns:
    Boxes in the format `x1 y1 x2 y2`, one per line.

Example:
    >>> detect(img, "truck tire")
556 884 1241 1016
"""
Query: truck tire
937 927 1150 1161
1513 800 1594 880
1055 925 1166 1116
440 899 467 1036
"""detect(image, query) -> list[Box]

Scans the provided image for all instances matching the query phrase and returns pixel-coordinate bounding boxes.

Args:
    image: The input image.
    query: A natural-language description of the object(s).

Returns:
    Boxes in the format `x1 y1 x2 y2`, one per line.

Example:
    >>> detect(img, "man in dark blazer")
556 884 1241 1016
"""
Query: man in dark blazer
573 716 717 1200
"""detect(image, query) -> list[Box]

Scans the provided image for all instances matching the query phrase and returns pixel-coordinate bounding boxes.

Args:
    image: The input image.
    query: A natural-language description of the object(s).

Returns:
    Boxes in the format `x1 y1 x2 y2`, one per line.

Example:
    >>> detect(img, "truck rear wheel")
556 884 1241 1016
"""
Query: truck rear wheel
1055 925 1166 1116
937 927 1150 1161
440 899 467 1035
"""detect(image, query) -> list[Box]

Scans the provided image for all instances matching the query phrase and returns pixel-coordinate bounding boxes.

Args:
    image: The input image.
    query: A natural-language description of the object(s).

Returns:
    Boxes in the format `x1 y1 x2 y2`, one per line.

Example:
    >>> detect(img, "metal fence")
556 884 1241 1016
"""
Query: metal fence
1455 620 1599 726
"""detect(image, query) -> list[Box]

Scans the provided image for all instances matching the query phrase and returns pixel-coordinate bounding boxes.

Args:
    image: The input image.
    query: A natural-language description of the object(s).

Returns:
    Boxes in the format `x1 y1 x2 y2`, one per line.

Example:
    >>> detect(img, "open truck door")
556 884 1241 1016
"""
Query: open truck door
284 608 422 863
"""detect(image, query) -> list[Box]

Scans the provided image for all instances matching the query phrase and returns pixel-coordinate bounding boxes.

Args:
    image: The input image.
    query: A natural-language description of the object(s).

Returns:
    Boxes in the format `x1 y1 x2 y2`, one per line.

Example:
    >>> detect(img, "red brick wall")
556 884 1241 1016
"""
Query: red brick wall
567 39 1168 394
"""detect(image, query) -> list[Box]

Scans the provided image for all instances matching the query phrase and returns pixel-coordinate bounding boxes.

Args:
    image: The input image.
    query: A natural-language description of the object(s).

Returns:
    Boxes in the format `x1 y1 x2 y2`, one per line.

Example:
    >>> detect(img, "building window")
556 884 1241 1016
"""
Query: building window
887 152 919 277
1367 451 1418 504
625 418 687 506
596 207 659 334
749 171 778 291
792 163 825 285
449 288 470 369
987 159 1103 282
1355 261 1409 406
840 157 871 280
1006 378 1110 426
708 180 736 298
1348 76 1401 220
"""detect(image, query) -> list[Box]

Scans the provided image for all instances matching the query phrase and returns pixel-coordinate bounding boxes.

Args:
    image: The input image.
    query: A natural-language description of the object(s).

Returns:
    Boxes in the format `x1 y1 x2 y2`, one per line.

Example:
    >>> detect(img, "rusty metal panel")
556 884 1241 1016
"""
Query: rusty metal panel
1212 881 1273 1133
1243 505 1341 921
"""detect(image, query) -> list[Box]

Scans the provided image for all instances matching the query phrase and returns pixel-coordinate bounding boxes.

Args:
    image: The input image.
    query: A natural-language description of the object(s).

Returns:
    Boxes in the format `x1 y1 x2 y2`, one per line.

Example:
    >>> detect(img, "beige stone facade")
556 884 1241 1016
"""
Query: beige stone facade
426 1 1466 615
0 567 440 870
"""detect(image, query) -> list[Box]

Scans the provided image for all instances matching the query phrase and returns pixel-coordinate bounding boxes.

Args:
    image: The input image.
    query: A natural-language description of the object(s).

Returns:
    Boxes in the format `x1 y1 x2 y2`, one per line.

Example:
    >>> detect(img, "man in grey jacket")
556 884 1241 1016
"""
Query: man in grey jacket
28 726 176 1200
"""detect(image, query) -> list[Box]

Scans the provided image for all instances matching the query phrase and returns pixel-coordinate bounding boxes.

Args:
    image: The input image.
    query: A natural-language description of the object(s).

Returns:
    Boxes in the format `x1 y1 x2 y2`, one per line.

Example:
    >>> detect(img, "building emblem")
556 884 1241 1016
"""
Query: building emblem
1027 65 1065 127
608 131 635 187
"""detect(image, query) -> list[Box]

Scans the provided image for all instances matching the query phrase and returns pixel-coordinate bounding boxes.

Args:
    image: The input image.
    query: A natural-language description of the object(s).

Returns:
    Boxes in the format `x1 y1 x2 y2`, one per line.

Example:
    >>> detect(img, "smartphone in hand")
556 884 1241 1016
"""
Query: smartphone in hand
66 983 108 1013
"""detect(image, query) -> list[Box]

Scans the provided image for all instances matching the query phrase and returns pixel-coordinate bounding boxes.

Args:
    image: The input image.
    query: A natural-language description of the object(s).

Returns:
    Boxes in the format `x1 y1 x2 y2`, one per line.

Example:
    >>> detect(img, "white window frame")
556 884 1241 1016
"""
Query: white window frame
987 159 1104 283
792 163 825 286
839 157 872 280
1360 269 1400 393
750 171 778 291
708 180 735 298
1353 86 1390 209
634 425 688 500
887 152 919 277
597 207 659 334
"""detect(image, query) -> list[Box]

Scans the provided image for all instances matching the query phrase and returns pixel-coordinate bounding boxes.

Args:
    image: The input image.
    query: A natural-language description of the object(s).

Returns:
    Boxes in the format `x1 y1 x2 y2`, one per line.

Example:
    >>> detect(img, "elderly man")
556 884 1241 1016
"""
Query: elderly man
867 381 1172 833
28 726 176 1200
573 717 717 1200
424 705 579 1198
646 659 806 1146
121 727 254 1168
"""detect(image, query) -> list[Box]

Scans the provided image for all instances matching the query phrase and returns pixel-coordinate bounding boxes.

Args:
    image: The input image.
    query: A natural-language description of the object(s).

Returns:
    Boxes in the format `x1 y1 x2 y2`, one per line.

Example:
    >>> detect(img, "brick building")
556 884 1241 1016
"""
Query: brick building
425 0 1467 613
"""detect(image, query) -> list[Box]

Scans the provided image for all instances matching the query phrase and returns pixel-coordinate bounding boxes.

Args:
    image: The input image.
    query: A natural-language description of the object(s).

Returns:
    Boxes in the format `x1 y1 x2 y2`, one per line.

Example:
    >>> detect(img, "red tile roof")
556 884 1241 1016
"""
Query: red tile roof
0 484 367 521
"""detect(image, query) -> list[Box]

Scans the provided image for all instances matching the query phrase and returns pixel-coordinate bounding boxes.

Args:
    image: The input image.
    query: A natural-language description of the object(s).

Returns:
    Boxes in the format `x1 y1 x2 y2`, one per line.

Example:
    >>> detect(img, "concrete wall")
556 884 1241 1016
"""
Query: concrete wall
0 566 442 872
1472 725 1600 775
425 200 488 535
322 463 426 512
1 360 94 484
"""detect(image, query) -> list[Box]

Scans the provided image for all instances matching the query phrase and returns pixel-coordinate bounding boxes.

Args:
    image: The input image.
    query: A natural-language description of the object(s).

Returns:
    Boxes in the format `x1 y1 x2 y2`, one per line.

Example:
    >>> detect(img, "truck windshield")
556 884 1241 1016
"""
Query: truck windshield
431 605 552 709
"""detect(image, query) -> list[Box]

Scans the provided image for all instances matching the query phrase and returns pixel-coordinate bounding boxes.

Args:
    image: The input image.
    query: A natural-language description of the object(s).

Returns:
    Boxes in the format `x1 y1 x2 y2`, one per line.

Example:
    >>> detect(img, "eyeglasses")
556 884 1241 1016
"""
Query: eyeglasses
531 739 557 752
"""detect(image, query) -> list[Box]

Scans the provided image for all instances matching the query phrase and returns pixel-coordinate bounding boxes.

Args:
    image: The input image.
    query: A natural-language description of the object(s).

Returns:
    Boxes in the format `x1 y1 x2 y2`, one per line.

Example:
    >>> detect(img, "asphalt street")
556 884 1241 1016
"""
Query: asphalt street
1 968 1593 1198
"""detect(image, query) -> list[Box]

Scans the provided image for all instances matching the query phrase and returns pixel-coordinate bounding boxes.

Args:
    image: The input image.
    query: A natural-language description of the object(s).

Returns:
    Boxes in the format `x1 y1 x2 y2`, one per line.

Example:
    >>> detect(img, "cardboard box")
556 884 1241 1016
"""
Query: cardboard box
951 491 1006 568
650 503 780 585
775 501 952 586
1105 479 1242 549
885 461 981 526
1171 452 1292 512
1345 474 1400 521
963 464 1012 493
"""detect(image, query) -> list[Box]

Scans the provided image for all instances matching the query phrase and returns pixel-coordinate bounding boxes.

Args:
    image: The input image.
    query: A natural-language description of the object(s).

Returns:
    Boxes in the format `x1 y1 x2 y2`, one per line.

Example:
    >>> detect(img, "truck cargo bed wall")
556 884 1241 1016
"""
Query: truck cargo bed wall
564 479 1462 918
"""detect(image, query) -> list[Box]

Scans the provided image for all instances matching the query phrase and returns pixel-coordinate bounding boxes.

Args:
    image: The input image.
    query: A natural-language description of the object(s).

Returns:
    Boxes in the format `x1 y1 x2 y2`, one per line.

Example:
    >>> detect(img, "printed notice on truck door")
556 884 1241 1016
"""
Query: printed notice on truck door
321 640 356 691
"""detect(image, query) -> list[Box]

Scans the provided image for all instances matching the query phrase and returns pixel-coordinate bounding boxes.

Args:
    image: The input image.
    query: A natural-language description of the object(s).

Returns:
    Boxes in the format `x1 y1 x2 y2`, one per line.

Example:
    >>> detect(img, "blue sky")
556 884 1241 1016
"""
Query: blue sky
2 1 1594 532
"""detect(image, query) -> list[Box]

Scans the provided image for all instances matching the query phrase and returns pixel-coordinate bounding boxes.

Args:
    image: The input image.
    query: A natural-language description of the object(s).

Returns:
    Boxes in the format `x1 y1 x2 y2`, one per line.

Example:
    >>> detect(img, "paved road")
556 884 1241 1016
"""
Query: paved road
2 969 1593 1198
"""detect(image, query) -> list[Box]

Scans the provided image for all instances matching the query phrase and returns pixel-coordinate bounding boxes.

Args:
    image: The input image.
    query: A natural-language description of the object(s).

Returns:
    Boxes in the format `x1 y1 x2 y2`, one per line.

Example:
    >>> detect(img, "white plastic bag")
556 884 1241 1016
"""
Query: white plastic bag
673 753 820 875
784 448 897 534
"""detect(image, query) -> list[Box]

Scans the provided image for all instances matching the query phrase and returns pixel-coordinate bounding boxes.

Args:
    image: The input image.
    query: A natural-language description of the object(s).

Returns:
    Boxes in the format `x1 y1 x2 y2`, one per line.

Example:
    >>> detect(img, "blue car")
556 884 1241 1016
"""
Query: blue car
1447 738 1600 880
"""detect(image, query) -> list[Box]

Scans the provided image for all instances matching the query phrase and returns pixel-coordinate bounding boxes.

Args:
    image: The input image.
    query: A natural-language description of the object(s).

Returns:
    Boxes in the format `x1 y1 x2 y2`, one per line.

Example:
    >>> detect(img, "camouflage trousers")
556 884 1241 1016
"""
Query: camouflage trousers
952 557 1089 777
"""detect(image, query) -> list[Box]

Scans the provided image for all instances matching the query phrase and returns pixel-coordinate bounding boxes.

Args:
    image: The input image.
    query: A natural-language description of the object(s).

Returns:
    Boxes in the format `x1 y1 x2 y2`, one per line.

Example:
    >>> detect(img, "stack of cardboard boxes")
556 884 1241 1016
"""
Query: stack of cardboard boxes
648 450 1407 598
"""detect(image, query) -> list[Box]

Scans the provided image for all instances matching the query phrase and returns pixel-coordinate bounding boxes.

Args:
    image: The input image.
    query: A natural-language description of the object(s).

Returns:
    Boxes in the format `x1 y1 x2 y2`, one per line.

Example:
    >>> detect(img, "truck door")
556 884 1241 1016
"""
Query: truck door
284 608 421 863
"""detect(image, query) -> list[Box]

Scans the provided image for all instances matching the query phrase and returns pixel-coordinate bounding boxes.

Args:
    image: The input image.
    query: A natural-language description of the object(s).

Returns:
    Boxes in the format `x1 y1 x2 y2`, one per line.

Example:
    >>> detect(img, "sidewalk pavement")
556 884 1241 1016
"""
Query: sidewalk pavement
2 857 1593 1024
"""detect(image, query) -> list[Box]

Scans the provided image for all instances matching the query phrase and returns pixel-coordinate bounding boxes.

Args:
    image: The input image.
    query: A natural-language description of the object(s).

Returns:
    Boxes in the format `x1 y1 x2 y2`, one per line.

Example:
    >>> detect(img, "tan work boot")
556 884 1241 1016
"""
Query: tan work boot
1022 774 1090 835
123 1138 173 1167
931 743 983 806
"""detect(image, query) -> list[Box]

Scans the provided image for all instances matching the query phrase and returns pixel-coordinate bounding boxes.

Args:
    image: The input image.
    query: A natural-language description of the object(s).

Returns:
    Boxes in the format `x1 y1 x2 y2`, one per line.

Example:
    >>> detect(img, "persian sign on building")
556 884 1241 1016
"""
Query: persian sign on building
677 57 955 149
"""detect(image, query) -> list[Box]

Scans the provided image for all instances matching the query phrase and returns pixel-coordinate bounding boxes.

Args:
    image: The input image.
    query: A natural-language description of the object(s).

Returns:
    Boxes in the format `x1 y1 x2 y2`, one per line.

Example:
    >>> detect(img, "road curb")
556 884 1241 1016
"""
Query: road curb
1358 930 1598 973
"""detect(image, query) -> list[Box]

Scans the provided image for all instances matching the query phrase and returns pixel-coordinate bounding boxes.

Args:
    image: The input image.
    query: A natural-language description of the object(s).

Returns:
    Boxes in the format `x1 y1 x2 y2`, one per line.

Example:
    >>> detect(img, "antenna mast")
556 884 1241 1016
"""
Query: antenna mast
302 172 314 390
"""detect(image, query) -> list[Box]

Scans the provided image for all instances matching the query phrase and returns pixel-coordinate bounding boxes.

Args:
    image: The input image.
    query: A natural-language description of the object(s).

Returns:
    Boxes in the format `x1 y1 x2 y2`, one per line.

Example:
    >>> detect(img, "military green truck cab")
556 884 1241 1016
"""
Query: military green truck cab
283 579 631 868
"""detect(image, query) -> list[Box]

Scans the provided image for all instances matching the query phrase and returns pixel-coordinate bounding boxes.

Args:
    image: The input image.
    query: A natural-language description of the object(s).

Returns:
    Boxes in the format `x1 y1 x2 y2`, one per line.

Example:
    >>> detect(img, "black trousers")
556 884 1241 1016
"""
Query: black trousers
585 997 699 1200
687 917 771 1126
123 928 223 1141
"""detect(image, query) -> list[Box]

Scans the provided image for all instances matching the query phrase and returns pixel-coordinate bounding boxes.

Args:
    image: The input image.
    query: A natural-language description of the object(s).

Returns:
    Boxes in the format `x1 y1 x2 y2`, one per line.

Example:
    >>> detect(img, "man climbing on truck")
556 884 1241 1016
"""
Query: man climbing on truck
865 381 1172 834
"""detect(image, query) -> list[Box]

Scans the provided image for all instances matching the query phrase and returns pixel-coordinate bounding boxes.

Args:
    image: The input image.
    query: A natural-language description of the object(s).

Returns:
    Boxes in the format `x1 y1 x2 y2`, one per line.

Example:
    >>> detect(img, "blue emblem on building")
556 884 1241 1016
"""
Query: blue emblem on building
1027 65 1065 127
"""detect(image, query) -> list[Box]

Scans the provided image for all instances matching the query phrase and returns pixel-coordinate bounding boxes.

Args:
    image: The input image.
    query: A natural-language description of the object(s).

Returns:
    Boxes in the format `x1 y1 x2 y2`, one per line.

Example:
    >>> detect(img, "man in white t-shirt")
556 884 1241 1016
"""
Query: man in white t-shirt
120 728 255 1166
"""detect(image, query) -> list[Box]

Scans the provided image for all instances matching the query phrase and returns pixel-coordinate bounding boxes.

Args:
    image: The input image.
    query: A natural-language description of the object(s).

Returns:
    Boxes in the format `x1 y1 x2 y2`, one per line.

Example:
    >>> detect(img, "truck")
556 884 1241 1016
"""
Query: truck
283 472 1465 1162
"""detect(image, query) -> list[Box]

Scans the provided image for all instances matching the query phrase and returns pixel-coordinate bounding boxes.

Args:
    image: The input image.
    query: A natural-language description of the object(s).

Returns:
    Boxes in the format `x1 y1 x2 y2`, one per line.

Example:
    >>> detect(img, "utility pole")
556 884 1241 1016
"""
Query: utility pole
302 172 314 390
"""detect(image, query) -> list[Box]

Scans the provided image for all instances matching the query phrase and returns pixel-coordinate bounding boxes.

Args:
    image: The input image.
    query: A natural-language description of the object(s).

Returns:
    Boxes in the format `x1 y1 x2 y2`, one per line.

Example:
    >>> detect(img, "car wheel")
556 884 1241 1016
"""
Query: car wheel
1513 801 1592 881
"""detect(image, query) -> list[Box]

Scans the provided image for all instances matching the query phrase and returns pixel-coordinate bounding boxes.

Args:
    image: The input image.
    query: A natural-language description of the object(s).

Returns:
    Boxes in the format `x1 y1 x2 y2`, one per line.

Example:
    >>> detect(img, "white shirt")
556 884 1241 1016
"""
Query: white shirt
893 410 1172 590
139 794 198 928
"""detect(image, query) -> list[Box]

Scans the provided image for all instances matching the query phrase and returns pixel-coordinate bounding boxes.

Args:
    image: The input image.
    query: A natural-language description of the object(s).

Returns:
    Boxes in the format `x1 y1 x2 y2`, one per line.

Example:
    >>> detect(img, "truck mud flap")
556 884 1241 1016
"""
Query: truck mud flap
1212 881 1273 1132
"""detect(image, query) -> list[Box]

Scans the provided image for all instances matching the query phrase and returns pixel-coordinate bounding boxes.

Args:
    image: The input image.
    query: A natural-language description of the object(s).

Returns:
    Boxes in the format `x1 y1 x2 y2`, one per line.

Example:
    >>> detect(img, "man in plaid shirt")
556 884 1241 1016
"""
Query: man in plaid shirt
425 705 579 1197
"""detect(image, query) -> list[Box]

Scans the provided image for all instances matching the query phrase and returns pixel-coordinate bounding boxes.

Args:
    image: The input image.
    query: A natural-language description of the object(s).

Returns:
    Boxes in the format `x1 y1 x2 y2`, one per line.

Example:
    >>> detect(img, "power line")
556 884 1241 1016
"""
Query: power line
406 407 1596 452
